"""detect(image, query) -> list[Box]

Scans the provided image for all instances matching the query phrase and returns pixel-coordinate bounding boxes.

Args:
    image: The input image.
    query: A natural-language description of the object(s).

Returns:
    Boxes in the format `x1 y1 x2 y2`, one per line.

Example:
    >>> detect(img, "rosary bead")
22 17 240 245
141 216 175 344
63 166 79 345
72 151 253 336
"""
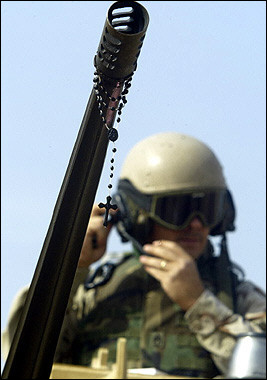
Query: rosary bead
110 158 114 163
108 184 113 189
108 128 118 142
112 148 117 153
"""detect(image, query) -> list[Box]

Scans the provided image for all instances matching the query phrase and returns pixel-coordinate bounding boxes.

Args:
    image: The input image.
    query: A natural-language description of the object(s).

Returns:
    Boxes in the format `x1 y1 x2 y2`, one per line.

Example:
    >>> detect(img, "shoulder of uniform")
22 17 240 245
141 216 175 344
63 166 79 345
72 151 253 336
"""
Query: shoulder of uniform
84 251 138 290
237 279 266 298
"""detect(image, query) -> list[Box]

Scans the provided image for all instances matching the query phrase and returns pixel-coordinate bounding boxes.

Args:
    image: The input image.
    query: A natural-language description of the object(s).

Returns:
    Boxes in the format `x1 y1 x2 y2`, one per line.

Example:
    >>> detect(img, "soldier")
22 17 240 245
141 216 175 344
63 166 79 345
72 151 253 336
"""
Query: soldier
2 132 266 378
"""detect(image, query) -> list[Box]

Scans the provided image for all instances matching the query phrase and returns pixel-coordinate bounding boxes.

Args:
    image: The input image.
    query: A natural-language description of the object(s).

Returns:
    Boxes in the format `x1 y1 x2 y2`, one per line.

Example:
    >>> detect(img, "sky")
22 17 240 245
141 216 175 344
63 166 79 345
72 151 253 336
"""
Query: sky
1 0 266 367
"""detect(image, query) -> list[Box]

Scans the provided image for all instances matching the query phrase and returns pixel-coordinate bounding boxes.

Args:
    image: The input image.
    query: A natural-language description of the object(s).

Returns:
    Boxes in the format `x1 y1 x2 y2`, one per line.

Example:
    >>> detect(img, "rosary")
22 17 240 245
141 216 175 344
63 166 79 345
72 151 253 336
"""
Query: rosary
93 69 133 226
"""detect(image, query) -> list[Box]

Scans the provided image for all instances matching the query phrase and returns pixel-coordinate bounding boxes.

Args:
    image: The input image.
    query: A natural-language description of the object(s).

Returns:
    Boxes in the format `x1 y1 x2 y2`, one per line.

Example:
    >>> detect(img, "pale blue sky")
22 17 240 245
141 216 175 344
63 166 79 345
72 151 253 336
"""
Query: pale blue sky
1 1 266 365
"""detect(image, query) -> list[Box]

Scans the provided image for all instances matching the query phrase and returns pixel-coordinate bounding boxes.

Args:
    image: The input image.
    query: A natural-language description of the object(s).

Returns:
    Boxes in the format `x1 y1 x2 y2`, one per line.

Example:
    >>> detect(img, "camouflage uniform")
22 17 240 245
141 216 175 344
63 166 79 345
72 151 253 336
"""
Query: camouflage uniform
2 244 266 378
3 135 265 378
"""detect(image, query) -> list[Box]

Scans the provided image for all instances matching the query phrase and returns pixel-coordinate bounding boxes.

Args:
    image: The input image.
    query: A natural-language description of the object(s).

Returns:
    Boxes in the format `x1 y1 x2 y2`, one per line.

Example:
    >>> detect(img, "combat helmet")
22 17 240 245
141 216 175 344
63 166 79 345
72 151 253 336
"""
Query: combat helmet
114 132 235 245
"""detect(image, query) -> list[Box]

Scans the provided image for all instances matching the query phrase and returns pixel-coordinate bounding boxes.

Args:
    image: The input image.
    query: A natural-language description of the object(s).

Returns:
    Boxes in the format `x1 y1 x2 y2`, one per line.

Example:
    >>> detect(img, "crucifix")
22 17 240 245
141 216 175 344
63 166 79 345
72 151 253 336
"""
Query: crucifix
98 195 118 227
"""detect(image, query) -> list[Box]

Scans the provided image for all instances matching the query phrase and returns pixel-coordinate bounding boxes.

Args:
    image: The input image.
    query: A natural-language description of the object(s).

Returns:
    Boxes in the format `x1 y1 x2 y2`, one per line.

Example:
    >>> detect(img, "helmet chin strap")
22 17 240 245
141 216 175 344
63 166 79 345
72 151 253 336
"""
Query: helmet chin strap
216 233 238 312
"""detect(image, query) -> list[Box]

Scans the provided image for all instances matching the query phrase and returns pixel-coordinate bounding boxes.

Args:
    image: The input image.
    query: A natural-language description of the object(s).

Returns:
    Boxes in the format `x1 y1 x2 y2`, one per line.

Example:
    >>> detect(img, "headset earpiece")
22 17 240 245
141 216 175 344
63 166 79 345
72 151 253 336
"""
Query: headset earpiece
210 190 236 236
113 191 152 245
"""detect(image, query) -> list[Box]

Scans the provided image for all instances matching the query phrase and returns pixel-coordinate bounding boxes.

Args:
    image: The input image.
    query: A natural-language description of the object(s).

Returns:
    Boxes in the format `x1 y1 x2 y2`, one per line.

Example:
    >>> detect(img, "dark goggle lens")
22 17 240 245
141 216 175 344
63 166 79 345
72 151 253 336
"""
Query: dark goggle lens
154 191 225 228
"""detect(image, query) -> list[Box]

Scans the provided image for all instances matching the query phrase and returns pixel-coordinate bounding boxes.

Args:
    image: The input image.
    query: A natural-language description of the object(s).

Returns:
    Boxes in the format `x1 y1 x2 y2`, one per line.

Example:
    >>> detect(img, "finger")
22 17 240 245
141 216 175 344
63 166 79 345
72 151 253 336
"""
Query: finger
142 265 167 282
142 241 174 261
153 239 184 252
91 203 106 217
139 254 168 270
89 204 115 232
89 216 113 234
84 217 111 250
155 240 190 257
86 222 112 248
144 240 189 261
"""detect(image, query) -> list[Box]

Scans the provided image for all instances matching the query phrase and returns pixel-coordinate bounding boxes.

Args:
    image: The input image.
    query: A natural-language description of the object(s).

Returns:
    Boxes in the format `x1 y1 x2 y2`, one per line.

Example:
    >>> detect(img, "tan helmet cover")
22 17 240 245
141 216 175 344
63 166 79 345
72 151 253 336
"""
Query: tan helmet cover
120 132 227 194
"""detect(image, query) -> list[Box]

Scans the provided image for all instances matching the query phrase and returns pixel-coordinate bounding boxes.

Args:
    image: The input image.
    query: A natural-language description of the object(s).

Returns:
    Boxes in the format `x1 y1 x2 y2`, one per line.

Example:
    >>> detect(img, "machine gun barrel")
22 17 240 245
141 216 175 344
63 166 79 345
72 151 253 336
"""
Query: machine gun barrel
2 2 149 378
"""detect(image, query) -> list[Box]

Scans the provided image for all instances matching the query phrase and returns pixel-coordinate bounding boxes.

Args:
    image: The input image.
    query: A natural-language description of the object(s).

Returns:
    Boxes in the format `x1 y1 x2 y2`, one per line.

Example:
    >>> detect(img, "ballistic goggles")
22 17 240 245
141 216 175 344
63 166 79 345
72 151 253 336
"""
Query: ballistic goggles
148 190 226 230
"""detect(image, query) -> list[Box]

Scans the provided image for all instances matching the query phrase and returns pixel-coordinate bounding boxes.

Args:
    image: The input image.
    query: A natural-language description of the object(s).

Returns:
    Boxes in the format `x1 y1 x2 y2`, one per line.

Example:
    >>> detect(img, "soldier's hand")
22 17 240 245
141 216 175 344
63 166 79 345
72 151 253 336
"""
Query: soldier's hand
140 240 205 310
78 204 116 268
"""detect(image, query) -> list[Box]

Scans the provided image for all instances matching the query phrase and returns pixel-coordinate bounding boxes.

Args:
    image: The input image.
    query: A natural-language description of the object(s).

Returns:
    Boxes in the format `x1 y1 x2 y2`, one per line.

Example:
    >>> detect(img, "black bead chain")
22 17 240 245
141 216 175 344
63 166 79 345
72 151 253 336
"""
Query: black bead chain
94 70 133 226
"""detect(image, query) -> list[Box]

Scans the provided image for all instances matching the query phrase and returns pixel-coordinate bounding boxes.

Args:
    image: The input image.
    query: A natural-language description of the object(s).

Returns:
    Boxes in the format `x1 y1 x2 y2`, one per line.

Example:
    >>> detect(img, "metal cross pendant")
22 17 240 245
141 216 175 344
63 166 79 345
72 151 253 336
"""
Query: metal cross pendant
98 196 118 227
